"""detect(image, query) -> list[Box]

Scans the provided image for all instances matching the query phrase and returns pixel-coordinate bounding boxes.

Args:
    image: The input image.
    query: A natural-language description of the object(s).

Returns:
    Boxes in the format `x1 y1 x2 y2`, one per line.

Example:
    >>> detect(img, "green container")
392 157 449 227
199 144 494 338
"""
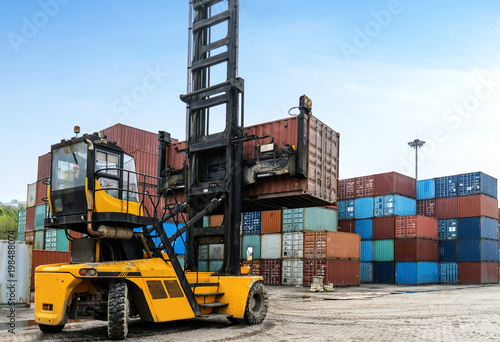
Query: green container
34 205 50 230
44 229 57 250
16 233 25 242
34 230 45 250
17 209 26 234
198 261 208 272
241 234 261 259
282 207 338 232
209 260 223 272
56 229 69 251
373 239 394 261
203 216 210 227
198 245 209 260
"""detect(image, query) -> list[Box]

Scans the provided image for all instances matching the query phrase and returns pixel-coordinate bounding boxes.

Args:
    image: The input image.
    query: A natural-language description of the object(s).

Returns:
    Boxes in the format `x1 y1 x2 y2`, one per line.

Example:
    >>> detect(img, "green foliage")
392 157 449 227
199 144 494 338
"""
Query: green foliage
0 205 18 240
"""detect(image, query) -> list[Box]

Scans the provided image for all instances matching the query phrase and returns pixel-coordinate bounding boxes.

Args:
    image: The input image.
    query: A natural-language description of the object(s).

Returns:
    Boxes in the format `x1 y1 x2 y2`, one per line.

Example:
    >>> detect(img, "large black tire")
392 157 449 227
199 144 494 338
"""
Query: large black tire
39 323 65 333
108 281 129 340
243 281 268 325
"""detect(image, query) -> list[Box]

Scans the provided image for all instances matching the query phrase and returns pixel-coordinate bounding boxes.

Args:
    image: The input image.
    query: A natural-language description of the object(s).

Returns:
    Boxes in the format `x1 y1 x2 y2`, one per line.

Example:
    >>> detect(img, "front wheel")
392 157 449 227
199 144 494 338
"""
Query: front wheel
39 323 65 333
107 281 130 340
243 281 269 325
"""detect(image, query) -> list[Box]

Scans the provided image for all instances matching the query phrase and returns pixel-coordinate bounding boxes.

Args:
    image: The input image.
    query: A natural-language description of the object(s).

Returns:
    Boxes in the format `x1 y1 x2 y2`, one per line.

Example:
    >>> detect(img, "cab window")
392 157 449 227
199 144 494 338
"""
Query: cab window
95 150 120 198
51 142 88 191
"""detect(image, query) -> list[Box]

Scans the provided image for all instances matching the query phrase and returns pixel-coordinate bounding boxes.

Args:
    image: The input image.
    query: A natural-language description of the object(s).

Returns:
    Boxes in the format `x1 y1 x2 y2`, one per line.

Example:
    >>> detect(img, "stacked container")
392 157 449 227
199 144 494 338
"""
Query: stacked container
17 209 26 242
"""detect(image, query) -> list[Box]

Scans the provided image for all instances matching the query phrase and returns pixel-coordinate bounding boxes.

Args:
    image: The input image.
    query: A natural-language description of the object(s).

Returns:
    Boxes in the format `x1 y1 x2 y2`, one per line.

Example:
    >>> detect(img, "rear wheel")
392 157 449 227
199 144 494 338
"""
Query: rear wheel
108 281 129 340
39 323 65 333
243 281 268 325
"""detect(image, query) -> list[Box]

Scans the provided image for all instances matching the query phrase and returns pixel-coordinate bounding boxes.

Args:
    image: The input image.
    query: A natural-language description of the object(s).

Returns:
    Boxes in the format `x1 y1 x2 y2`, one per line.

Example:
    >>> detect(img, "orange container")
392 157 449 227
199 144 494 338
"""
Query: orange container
35 179 49 206
395 215 438 239
458 194 498 219
260 210 282 234
304 231 360 259
209 215 224 227
37 153 51 181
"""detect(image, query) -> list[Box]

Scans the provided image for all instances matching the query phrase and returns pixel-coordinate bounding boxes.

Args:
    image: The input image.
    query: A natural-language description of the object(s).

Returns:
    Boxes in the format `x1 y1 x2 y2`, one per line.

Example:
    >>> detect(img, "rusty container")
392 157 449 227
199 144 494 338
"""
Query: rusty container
394 238 439 261
339 178 356 200
458 262 499 284
395 215 438 239
32 250 71 290
167 140 187 170
25 207 35 232
373 217 395 240
303 231 360 260
458 194 498 219
260 210 282 234
130 150 159 179
417 199 437 218
326 259 360 286
35 179 49 206
337 219 355 233
259 259 281 285
374 172 416 198
436 197 458 219
241 260 261 277
37 153 51 180
355 175 375 198
102 123 159 154
25 231 34 244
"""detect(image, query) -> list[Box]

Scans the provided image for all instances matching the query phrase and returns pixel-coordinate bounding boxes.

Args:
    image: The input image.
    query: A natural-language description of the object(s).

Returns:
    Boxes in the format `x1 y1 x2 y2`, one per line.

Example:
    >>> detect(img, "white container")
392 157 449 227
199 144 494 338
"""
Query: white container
260 234 281 259
27 183 36 208
0 241 31 307
282 259 303 286
209 244 224 260
282 232 303 259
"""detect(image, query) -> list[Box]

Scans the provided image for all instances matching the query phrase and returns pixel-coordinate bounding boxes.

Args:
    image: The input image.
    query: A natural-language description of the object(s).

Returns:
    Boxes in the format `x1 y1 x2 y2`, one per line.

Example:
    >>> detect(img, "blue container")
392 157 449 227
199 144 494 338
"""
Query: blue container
458 217 499 240
338 200 355 220
417 179 436 200
438 240 457 262
361 240 373 262
458 239 498 262
438 219 457 240
457 172 497 199
373 261 395 284
435 175 457 198
395 262 439 284
355 197 373 219
439 262 458 283
134 223 187 255
374 195 416 217
355 219 373 240
360 262 373 283
242 211 261 235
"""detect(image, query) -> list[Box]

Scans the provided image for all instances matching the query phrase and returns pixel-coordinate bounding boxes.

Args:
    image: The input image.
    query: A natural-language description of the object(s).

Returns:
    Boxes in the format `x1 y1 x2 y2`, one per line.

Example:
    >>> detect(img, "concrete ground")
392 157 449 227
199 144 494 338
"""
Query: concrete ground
1 284 500 341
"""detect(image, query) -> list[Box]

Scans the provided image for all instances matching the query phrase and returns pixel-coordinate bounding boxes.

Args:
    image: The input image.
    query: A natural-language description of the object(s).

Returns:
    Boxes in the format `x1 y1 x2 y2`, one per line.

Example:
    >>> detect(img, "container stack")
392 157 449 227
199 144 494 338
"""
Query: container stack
16 209 26 242
418 172 499 284
338 172 417 284
260 210 282 285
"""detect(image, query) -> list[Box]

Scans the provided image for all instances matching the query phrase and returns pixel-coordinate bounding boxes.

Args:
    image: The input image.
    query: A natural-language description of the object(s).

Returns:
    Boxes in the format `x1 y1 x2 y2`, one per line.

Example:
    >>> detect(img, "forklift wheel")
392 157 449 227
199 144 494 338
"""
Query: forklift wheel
243 281 268 325
108 281 130 340
39 323 65 333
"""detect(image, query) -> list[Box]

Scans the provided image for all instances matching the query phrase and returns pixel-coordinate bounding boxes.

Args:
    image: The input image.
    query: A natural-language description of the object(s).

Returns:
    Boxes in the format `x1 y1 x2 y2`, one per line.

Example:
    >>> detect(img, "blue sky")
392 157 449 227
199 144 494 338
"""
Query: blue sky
1 0 500 203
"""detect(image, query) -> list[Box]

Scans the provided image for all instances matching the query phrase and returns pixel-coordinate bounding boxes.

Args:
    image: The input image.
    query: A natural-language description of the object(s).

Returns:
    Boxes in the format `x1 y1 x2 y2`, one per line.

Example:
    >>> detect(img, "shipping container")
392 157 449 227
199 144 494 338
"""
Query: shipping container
16 232 25 242
417 179 435 200
355 175 375 198
260 210 282 234
339 178 355 200
355 197 373 219
17 209 26 234
209 260 223 272
355 219 373 240
303 259 360 286
373 239 394 261
395 262 439 284
0 241 31 306
282 259 303 286
338 200 355 220
282 207 337 232
361 240 373 262
208 244 224 260
439 240 458 262
34 230 44 250
435 175 457 198
259 259 280 285
102 123 159 154
27 182 36 208
373 217 395 240
209 215 224 227
282 232 304 259
395 215 438 239
394 238 438 261
458 217 499 240
417 199 437 218
438 219 458 240
163 223 187 255
130 150 159 179
373 261 395 284
241 234 261 259
32 250 71 290
458 262 499 284
241 259 261 277
35 179 49 206
26 206 35 232
34 204 49 230
457 172 497 198
458 195 498 219
25 231 34 244
43 229 69 252
435 197 458 219
439 262 458 283
458 239 498 262
374 172 416 198
303 259 327 286
360 262 373 283
242 212 261 235
202 216 210 228
337 219 355 233
37 153 51 180
198 245 209 260
261 234 281 259
303 231 360 260
374 195 416 217
198 261 208 272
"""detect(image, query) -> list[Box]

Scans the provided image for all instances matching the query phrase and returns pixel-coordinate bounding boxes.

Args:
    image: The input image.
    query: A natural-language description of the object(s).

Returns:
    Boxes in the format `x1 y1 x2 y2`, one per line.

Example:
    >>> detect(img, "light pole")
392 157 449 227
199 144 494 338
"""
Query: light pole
408 139 425 180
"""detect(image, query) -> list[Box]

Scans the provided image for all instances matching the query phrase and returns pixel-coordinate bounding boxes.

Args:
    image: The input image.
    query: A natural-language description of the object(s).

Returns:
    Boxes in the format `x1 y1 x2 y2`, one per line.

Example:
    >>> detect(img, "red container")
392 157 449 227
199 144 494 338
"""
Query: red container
25 207 35 232
305 259 360 286
259 259 281 285
35 179 49 206
260 210 282 234
102 123 159 154
304 231 360 260
339 178 355 200
374 172 416 198
167 141 187 170
355 175 375 198
436 197 458 219
37 153 51 180
373 217 395 240
458 262 499 284
337 219 355 233
458 194 498 219
130 150 159 179
394 238 438 261
241 260 261 277
417 199 436 218
395 215 438 239
32 250 71 290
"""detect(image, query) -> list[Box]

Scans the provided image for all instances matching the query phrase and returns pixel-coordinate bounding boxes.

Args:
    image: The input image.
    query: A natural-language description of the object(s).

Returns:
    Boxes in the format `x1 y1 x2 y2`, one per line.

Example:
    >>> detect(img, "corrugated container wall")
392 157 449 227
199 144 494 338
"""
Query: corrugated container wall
355 176 375 198
259 259 281 285
373 261 395 284
339 178 355 200
17 209 26 234
439 219 458 240
326 259 360 286
282 259 303 286
457 172 497 198
260 234 281 259
32 250 71 290
102 124 159 154
27 183 36 208
436 197 458 219
25 207 35 232
0 241 31 306
417 199 436 218
374 195 416 217
355 219 373 240
373 217 395 240
457 195 498 219
373 240 394 261
338 200 354 220
241 260 261 277
260 210 282 234
395 262 439 284
242 212 261 235
130 150 159 180
337 219 355 233
395 239 439 261
374 172 416 198
361 241 373 262
355 197 374 219
35 179 48 206
241 234 261 259
282 207 337 232
435 176 457 198
458 239 498 262
458 262 499 284
395 215 438 239
439 240 458 262
282 232 304 259
360 262 373 283
458 217 499 240
37 153 51 180
303 231 360 259
417 179 435 200
439 262 458 283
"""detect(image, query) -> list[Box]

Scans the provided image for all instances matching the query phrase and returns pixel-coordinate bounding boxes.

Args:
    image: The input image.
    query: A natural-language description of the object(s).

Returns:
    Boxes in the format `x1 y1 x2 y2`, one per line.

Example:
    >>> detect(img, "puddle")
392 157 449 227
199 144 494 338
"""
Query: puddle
392 290 438 294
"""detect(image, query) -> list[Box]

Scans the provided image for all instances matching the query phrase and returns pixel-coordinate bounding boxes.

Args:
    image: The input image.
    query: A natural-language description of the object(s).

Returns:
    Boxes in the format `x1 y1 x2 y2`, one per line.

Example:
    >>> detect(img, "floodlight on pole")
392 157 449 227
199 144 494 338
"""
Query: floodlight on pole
408 138 425 180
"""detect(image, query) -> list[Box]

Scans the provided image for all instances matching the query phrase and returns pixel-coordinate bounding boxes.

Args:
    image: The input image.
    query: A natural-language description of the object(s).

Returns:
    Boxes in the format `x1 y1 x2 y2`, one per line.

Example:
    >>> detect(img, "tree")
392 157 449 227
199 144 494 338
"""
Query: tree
0 205 18 240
